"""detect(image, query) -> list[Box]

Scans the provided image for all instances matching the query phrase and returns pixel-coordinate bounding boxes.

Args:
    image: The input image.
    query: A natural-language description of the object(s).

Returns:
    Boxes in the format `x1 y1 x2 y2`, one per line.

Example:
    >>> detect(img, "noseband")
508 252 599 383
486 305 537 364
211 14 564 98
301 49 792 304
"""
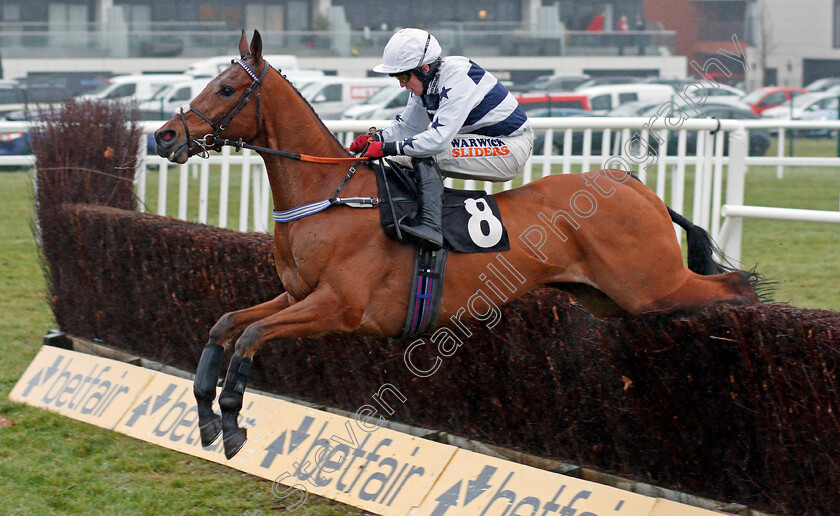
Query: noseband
179 57 270 157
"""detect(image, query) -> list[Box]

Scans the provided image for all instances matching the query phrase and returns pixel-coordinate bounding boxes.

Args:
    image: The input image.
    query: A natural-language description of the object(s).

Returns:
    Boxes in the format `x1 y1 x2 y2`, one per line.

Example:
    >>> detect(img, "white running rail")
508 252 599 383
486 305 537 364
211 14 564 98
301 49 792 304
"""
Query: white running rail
4 117 840 264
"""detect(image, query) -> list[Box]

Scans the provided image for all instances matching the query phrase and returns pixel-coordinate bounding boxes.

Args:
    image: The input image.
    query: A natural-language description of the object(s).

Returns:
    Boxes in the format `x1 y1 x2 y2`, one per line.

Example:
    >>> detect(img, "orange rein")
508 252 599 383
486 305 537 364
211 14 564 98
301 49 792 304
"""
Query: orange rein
201 134 368 164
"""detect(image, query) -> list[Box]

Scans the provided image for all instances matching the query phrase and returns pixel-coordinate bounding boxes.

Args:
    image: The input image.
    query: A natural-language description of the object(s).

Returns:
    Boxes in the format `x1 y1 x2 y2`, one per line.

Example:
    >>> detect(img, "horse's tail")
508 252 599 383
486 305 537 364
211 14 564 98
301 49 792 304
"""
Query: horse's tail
667 205 773 300
666 206 721 275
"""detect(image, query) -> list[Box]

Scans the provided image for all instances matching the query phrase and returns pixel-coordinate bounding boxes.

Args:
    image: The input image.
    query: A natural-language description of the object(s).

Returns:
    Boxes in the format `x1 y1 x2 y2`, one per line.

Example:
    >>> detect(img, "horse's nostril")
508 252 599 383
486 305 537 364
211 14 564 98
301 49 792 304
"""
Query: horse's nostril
161 131 174 142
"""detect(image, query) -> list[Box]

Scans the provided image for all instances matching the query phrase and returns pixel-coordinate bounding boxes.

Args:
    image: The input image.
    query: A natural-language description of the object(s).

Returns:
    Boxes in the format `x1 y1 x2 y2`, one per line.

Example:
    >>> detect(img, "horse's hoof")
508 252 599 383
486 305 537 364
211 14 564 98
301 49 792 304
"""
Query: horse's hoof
223 427 247 459
199 415 222 447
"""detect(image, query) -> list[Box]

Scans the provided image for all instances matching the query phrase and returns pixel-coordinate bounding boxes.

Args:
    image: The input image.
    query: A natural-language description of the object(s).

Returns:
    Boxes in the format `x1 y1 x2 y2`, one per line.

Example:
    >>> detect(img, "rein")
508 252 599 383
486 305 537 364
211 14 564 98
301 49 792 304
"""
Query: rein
200 135 366 164
181 56 383 222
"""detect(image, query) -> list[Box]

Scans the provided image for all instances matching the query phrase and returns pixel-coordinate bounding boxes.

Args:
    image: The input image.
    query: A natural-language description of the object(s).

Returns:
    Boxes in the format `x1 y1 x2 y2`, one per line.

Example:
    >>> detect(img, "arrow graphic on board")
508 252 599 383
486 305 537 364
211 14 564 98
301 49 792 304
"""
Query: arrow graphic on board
261 431 287 469
151 384 176 414
288 416 313 453
431 480 461 516
124 395 151 427
465 465 496 505
259 416 315 469
22 356 63 397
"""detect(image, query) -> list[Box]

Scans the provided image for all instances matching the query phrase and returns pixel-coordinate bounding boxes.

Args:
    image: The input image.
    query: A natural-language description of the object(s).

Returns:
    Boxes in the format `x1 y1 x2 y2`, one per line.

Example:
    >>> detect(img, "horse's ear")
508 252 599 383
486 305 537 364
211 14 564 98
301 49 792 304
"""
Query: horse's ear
250 30 263 64
238 30 249 58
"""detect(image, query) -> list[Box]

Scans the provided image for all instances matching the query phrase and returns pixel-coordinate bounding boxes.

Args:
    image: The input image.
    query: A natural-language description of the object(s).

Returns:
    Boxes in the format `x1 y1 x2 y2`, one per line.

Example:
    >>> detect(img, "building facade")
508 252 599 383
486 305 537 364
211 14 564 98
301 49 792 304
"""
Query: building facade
747 0 840 89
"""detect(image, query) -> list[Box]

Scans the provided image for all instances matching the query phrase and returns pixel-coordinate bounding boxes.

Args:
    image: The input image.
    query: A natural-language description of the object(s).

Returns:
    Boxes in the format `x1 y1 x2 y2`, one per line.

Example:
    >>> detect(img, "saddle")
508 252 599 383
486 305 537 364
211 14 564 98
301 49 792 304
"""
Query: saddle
372 159 510 254
371 159 510 338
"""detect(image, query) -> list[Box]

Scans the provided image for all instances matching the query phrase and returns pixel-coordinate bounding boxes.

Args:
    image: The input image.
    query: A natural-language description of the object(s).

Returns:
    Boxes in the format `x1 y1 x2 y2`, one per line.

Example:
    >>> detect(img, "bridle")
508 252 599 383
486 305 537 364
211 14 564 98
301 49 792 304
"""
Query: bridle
178 56 367 165
179 56 269 158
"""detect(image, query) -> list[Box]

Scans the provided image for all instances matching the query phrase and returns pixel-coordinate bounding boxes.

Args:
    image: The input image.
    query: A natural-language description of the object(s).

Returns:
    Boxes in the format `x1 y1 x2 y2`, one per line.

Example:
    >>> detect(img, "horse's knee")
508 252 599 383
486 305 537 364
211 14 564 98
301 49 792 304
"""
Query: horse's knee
234 323 262 357
209 312 236 344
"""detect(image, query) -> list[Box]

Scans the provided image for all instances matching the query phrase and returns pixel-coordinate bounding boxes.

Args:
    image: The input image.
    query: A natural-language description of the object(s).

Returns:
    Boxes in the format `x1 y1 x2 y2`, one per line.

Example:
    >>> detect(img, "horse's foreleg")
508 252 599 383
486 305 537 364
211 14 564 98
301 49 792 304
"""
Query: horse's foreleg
193 292 294 447
218 288 353 459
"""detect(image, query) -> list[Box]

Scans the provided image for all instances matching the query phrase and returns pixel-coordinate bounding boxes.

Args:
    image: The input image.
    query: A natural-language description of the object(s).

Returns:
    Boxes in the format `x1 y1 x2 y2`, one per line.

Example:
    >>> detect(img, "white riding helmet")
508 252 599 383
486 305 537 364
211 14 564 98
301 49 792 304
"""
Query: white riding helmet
373 29 442 74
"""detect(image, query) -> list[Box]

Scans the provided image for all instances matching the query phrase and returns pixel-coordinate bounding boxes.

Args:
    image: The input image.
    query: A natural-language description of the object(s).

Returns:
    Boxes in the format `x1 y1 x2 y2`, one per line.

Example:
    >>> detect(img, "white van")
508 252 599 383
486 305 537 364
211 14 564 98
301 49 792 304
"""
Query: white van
77 74 191 103
138 78 212 120
299 77 392 120
341 84 410 120
577 84 675 114
185 55 300 77
283 69 326 89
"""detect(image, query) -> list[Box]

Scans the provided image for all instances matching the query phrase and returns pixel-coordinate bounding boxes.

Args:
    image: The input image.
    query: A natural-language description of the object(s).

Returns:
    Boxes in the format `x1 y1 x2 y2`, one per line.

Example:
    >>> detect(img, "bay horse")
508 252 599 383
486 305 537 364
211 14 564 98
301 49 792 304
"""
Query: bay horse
153 31 760 459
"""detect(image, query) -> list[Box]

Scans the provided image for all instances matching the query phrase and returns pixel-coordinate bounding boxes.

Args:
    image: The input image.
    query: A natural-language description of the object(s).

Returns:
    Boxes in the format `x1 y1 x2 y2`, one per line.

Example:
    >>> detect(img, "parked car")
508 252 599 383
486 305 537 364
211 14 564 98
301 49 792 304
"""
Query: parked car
0 109 34 164
803 77 840 93
510 74 590 93
631 102 771 156
298 77 392 120
577 83 675 114
641 77 691 90
573 76 646 91
515 93 592 112
528 107 600 154
606 100 665 117
185 55 300 77
761 92 839 120
684 82 745 100
740 87 808 115
137 78 212 121
0 80 29 121
76 74 192 104
796 108 839 137
341 84 410 120
0 130 30 157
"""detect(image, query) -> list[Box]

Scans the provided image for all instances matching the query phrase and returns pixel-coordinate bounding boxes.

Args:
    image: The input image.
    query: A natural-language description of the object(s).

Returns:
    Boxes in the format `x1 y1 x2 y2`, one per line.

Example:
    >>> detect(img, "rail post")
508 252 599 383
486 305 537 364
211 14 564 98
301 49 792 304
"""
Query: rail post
718 126 747 265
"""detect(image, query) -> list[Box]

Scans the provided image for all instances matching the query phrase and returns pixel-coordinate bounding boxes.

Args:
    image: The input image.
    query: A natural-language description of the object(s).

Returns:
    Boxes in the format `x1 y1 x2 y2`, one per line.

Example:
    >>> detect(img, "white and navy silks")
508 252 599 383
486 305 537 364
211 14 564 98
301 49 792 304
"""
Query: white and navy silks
380 56 533 182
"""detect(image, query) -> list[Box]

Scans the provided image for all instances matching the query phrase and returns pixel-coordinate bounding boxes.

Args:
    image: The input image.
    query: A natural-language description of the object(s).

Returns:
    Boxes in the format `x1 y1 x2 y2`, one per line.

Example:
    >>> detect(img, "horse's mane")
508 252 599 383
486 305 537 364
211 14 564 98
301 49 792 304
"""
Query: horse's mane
266 63 352 156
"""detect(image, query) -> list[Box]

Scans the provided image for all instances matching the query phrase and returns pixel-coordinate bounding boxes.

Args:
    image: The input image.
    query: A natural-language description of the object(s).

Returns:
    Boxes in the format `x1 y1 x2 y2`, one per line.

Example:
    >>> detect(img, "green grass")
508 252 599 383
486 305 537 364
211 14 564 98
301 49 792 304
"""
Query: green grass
1 135 838 513
0 171 368 515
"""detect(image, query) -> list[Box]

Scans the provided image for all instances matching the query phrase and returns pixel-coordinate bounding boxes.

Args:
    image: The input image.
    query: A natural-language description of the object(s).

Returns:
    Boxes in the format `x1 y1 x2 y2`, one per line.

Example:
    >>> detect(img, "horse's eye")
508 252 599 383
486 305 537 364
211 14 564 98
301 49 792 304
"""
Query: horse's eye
220 85 235 97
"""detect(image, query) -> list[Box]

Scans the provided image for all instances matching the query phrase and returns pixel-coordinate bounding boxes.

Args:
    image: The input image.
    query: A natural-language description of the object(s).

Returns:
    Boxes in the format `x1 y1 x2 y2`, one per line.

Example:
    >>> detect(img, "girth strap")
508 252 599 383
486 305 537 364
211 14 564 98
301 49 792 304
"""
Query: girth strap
401 247 448 338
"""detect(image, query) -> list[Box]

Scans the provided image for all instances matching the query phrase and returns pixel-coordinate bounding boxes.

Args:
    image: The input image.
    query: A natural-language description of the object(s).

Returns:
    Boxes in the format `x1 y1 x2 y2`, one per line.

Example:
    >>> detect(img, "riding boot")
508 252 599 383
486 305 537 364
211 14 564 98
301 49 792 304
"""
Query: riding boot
400 157 444 250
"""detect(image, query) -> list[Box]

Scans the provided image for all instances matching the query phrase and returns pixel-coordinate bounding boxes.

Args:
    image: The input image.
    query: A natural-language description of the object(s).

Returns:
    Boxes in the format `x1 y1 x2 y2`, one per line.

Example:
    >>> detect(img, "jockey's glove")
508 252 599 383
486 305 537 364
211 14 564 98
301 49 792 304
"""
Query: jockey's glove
349 133 372 154
362 141 398 159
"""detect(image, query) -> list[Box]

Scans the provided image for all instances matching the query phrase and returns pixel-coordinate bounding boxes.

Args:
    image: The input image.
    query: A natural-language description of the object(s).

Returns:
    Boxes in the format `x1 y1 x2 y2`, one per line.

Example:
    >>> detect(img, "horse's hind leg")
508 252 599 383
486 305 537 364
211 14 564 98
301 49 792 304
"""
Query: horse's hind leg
193 293 293 447
631 271 758 314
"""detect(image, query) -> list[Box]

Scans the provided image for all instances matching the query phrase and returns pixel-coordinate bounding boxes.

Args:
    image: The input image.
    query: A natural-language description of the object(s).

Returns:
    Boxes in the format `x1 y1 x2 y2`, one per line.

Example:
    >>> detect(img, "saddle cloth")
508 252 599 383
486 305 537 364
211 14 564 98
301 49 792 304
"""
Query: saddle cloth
373 159 511 254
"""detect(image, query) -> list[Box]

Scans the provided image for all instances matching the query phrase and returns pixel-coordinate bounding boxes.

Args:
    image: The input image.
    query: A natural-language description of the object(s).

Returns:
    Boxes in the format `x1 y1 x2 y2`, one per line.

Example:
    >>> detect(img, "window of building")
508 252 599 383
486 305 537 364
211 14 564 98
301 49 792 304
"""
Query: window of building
2 4 20 22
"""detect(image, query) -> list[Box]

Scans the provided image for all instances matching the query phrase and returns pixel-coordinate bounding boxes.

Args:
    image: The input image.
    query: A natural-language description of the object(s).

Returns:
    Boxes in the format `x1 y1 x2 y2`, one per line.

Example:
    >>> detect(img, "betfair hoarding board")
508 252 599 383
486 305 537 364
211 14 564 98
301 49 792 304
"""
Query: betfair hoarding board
411 448 657 515
115 373 455 515
11 346 729 516
9 345 154 429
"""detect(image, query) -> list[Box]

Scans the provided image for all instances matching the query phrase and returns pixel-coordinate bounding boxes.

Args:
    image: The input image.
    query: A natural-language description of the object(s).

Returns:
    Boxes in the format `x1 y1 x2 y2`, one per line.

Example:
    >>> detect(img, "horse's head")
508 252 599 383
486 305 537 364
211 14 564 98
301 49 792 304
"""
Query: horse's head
154 30 268 164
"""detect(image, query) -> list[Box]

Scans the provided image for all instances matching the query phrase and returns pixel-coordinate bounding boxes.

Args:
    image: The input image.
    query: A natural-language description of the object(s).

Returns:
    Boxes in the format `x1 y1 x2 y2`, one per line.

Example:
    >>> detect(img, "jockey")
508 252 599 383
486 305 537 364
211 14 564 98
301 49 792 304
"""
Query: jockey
349 28 533 250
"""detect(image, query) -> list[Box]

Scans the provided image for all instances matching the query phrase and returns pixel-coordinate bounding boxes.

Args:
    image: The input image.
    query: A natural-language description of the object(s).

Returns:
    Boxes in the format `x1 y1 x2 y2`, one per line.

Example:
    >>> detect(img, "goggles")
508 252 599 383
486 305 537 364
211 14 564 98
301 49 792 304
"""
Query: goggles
391 72 413 84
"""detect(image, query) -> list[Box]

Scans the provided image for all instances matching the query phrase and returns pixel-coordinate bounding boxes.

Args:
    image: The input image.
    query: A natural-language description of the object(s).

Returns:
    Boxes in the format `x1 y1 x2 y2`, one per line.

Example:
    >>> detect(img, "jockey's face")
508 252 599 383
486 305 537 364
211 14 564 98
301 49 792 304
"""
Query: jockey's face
396 64 430 96
399 74 424 96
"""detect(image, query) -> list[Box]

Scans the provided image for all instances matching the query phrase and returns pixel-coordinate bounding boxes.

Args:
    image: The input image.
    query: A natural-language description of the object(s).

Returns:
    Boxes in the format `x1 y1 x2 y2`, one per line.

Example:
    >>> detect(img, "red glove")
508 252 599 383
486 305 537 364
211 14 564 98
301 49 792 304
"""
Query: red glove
349 133 372 154
363 141 386 158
